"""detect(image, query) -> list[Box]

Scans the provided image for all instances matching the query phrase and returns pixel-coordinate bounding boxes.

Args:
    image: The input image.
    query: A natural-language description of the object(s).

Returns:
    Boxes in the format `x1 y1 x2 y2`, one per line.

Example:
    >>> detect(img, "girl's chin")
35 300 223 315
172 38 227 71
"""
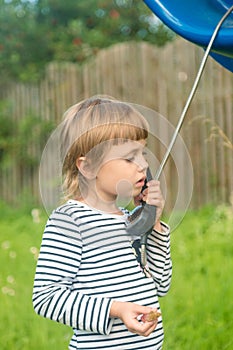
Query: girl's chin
134 185 143 194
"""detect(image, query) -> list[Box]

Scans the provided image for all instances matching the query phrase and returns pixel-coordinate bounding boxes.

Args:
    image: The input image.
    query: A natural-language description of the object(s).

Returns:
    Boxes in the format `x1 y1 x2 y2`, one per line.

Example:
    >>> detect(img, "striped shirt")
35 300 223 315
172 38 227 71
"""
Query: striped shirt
33 200 172 349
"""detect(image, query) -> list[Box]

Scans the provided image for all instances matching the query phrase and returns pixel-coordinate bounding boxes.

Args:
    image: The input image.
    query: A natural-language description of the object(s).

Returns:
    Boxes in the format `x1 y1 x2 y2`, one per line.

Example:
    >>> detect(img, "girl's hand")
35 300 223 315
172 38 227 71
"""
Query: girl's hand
134 180 164 230
110 301 159 337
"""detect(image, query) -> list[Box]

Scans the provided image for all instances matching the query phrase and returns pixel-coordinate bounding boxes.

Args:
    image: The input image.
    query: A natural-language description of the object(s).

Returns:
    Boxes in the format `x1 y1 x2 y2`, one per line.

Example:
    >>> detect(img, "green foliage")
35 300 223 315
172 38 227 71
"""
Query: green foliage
0 101 54 208
0 0 52 82
0 101 54 209
0 0 175 82
15 114 54 167
0 100 14 163
0 100 54 207
0 100 54 170
0 203 232 349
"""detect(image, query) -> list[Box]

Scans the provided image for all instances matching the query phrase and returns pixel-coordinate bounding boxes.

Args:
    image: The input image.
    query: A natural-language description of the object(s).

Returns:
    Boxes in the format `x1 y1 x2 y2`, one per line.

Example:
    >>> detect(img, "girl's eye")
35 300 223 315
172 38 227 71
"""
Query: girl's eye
125 156 135 162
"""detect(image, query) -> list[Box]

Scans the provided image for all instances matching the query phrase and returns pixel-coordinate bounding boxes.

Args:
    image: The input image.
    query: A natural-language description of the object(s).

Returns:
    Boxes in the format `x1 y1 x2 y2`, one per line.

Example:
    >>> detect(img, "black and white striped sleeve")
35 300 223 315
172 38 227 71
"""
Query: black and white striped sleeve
146 223 172 296
32 210 113 335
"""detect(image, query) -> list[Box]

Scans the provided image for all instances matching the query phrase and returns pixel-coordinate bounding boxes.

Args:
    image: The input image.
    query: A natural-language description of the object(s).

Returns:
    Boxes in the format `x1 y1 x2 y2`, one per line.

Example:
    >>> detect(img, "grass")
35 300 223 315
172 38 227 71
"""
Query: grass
160 205 233 350
0 203 72 349
0 202 232 349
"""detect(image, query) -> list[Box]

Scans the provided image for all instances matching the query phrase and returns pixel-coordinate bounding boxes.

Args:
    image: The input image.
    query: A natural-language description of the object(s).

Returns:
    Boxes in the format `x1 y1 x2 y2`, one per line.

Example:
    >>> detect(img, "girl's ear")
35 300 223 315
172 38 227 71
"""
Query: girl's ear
76 157 95 180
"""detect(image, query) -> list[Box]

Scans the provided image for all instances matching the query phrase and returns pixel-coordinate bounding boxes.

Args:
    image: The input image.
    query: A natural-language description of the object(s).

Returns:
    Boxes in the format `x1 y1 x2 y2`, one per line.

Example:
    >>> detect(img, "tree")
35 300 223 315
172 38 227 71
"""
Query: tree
0 0 175 82
0 0 53 81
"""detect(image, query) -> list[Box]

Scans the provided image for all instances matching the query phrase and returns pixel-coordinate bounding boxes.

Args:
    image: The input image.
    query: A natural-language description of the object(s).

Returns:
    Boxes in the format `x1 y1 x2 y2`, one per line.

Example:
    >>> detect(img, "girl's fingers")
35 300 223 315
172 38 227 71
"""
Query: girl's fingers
138 320 158 337
141 181 164 223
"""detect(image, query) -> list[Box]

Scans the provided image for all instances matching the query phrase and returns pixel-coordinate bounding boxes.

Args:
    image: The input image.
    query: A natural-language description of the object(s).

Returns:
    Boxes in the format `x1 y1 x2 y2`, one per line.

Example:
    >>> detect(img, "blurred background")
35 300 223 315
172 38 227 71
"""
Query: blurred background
0 1 232 349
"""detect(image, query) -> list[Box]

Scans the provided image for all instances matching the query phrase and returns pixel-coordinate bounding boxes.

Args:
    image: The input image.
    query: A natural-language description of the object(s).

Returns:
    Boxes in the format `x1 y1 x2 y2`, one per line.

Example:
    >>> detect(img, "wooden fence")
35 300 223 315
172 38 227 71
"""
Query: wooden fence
0 38 232 212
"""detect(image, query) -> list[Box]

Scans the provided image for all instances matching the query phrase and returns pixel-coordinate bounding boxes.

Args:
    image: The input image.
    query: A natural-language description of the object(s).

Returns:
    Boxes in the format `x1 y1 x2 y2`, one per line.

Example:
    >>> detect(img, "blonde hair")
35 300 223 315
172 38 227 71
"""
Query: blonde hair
61 95 149 201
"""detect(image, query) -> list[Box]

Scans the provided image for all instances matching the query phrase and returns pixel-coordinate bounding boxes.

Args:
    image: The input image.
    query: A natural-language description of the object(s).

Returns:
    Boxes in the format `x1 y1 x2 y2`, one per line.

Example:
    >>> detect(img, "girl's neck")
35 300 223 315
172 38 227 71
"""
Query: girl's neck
78 196 124 216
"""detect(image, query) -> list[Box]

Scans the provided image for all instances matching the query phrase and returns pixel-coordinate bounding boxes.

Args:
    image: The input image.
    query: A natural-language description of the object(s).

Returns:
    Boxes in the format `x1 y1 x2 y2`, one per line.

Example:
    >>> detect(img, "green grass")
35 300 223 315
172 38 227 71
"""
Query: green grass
0 203 72 349
0 202 232 349
160 205 233 350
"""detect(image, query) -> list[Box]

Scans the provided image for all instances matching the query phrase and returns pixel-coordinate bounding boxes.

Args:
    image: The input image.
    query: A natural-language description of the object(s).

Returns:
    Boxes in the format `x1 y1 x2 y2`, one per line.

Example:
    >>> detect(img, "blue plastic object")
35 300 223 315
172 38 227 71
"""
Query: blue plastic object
144 0 233 72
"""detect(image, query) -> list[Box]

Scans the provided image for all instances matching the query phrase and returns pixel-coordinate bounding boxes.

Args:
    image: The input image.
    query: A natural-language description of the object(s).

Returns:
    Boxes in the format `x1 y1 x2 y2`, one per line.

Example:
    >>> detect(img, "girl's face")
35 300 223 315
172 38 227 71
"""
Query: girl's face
94 139 148 204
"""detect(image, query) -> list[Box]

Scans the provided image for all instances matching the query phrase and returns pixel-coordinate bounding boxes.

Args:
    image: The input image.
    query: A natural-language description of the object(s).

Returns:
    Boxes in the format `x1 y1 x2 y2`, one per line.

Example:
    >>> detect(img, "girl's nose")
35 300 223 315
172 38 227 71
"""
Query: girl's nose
137 154 148 172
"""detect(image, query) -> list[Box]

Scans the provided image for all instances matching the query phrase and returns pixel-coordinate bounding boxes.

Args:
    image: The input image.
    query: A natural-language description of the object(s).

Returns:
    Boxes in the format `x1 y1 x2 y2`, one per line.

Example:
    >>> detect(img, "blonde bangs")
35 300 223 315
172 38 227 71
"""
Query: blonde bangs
81 122 148 154
100 122 148 142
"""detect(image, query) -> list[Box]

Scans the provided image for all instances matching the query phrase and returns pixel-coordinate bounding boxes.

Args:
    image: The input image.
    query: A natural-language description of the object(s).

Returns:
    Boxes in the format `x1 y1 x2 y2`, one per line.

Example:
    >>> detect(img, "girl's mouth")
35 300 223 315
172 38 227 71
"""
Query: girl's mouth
135 177 146 188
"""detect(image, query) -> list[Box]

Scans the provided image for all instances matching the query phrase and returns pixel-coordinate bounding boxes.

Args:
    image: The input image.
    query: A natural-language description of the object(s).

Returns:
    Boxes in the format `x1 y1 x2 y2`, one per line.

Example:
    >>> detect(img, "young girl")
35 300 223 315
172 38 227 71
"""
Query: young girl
33 96 172 350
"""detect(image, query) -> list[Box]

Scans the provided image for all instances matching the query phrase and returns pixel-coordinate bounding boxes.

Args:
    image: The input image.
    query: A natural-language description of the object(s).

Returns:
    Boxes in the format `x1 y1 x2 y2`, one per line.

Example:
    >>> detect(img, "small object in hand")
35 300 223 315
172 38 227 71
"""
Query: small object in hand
141 310 161 322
